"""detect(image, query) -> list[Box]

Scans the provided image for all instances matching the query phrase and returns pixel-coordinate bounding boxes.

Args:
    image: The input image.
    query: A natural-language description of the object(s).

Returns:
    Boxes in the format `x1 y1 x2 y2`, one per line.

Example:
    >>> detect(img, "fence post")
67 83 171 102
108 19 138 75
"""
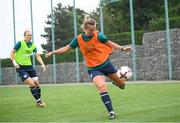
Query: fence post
12 0 18 84
73 0 80 83
50 0 57 84
129 0 137 80
100 0 104 33
30 0 36 69
164 0 172 79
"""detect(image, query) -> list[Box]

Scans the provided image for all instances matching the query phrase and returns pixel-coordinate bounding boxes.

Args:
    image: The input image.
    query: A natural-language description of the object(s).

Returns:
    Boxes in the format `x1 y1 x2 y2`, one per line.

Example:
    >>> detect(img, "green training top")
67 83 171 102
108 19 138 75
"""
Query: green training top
14 40 36 66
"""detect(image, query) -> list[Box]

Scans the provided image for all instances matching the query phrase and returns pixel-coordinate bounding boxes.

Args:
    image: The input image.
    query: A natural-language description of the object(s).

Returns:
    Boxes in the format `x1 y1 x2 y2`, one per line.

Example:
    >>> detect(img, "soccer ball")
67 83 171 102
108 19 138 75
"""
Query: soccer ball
117 66 133 80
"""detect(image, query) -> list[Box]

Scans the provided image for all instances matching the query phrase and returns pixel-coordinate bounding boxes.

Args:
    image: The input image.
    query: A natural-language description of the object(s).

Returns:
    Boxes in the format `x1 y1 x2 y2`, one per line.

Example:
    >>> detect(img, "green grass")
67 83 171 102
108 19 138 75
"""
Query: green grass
0 82 180 122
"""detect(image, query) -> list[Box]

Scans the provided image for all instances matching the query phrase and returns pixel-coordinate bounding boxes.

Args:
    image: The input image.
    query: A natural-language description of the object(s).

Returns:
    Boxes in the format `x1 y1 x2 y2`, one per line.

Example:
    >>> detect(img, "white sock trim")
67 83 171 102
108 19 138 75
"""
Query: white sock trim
32 77 38 81
36 99 41 102
110 111 115 114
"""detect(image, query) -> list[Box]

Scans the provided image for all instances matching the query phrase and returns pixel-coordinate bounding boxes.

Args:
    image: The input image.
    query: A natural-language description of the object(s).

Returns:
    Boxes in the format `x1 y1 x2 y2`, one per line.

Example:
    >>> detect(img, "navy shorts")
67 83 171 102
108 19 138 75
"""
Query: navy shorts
87 62 118 79
16 65 37 82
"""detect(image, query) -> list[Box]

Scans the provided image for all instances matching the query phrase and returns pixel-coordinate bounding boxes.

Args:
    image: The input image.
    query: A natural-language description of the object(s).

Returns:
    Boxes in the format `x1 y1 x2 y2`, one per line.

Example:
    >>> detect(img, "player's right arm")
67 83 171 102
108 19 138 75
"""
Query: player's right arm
45 37 78 58
10 49 20 69
45 45 72 58
10 41 21 68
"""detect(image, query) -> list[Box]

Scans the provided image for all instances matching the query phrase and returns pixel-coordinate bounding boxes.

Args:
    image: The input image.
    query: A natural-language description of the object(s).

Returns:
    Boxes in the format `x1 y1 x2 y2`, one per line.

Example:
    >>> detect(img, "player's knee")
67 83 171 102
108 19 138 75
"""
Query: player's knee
28 82 35 87
98 85 107 93
24 78 35 87
32 77 40 85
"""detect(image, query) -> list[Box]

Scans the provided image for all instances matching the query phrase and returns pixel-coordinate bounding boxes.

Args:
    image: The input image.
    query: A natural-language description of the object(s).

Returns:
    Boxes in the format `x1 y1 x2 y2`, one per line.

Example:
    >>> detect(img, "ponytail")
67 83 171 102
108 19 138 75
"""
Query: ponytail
81 15 96 30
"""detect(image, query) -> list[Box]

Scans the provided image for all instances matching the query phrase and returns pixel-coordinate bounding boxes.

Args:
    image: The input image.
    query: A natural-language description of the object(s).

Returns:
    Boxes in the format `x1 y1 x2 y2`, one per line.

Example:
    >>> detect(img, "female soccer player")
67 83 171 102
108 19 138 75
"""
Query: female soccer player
10 30 46 107
45 15 131 119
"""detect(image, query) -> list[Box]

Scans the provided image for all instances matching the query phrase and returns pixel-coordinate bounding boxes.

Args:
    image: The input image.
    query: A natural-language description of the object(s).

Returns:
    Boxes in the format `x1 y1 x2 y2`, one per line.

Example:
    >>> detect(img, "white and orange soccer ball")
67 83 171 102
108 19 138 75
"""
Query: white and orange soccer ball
117 66 133 80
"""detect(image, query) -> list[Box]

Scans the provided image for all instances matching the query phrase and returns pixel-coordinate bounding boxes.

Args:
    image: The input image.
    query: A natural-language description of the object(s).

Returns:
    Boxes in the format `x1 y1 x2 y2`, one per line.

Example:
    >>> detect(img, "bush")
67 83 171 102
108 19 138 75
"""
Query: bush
148 16 180 31
1 58 13 68
106 31 144 45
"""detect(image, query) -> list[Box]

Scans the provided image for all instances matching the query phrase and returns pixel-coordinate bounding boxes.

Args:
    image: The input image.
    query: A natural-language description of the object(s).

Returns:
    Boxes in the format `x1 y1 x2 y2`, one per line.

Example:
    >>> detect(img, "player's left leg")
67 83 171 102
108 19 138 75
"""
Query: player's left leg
32 77 41 99
29 69 46 107
33 78 46 107
101 61 126 89
107 73 126 89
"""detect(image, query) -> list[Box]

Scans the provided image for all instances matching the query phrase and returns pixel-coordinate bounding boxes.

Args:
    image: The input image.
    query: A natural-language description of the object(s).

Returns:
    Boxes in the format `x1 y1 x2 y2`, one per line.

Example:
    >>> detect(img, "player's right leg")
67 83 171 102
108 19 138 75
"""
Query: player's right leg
16 68 45 107
88 70 116 119
24 78 45 107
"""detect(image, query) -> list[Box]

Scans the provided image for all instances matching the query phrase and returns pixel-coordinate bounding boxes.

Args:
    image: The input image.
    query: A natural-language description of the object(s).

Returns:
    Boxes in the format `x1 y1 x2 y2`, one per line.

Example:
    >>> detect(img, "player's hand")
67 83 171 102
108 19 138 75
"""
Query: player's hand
122 46 132 52
45 52 52 58
12 60 20 69
41 64 46 72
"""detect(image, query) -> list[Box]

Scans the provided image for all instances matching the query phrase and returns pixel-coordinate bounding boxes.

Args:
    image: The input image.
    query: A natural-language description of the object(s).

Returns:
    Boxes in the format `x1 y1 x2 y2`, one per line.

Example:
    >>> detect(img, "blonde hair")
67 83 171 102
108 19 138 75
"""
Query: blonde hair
24 29 31 36
81 15 96 30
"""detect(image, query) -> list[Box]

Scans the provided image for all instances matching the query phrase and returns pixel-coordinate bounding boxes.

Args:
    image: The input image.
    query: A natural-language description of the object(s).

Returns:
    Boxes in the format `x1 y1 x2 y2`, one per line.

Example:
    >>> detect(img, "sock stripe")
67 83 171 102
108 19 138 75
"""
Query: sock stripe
36 99 41 102
101 93 108 97
105 101 110 104
30 88 36 91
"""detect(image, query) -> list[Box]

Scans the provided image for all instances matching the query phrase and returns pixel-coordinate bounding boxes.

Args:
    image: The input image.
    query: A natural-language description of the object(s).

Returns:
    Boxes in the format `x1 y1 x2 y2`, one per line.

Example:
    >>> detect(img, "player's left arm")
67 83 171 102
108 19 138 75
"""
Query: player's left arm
98 32 131 52
35 53 46 72
34 47 46 72
106 40 132 52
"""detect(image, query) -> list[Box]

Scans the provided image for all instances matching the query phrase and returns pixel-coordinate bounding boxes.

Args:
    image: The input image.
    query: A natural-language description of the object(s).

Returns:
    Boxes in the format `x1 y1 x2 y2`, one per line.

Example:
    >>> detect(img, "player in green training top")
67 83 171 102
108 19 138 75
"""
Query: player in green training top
10 30 46 107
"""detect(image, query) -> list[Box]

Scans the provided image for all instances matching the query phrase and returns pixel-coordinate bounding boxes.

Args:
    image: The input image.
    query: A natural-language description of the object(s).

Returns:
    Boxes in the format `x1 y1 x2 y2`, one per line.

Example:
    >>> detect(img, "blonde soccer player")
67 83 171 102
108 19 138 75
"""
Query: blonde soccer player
46 15 131 119
10 30 46 107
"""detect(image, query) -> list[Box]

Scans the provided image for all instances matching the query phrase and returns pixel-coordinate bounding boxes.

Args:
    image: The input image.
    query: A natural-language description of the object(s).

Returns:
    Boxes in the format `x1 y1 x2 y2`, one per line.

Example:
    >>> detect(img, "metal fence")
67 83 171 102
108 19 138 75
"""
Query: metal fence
0 0 179 85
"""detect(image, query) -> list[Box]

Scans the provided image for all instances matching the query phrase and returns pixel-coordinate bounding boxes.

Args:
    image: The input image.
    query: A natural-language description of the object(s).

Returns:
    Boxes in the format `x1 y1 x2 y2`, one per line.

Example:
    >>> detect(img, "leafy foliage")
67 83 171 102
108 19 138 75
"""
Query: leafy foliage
41 3 86 51
2 1 180 67
102 0 180 33
41 0 180 50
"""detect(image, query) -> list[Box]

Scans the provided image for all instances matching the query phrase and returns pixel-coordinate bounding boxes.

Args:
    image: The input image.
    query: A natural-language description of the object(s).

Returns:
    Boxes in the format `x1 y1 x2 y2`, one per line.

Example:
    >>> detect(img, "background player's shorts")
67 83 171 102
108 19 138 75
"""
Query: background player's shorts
87 62 117 79
16 65 37 82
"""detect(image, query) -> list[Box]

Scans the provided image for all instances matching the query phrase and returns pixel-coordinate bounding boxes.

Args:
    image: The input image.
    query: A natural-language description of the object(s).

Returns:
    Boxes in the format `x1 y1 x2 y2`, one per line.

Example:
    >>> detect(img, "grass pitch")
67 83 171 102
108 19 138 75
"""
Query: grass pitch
0 82 180 122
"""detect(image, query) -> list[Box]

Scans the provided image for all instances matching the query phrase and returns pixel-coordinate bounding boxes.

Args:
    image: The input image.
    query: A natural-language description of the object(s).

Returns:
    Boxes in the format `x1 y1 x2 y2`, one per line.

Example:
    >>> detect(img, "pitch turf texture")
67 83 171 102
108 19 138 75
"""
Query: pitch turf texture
0 82 180 122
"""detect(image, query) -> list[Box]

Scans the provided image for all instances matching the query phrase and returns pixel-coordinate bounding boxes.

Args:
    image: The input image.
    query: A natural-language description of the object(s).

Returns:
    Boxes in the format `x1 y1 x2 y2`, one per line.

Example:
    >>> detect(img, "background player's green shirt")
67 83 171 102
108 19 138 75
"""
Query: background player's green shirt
14 41 37 53
14 41 37 66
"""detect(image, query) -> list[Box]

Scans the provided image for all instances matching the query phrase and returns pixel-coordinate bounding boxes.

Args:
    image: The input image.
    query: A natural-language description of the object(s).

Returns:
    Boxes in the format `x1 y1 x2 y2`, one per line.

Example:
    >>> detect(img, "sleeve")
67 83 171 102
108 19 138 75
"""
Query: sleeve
31 42 37 53
98 32 109 43
69 37 79 49
13 41 21 51
33 48 37 53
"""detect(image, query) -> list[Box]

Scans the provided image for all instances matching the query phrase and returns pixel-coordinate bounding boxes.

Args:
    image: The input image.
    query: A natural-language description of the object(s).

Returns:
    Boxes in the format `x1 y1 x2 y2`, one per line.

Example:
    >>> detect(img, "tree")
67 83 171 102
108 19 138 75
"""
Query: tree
41 0 180 52
41 3 86 51
102 0 180 32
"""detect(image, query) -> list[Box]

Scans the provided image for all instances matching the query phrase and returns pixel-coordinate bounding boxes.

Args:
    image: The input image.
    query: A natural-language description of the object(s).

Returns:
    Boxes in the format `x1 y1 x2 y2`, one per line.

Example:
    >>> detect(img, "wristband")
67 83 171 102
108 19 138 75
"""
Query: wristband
12 60 18 66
